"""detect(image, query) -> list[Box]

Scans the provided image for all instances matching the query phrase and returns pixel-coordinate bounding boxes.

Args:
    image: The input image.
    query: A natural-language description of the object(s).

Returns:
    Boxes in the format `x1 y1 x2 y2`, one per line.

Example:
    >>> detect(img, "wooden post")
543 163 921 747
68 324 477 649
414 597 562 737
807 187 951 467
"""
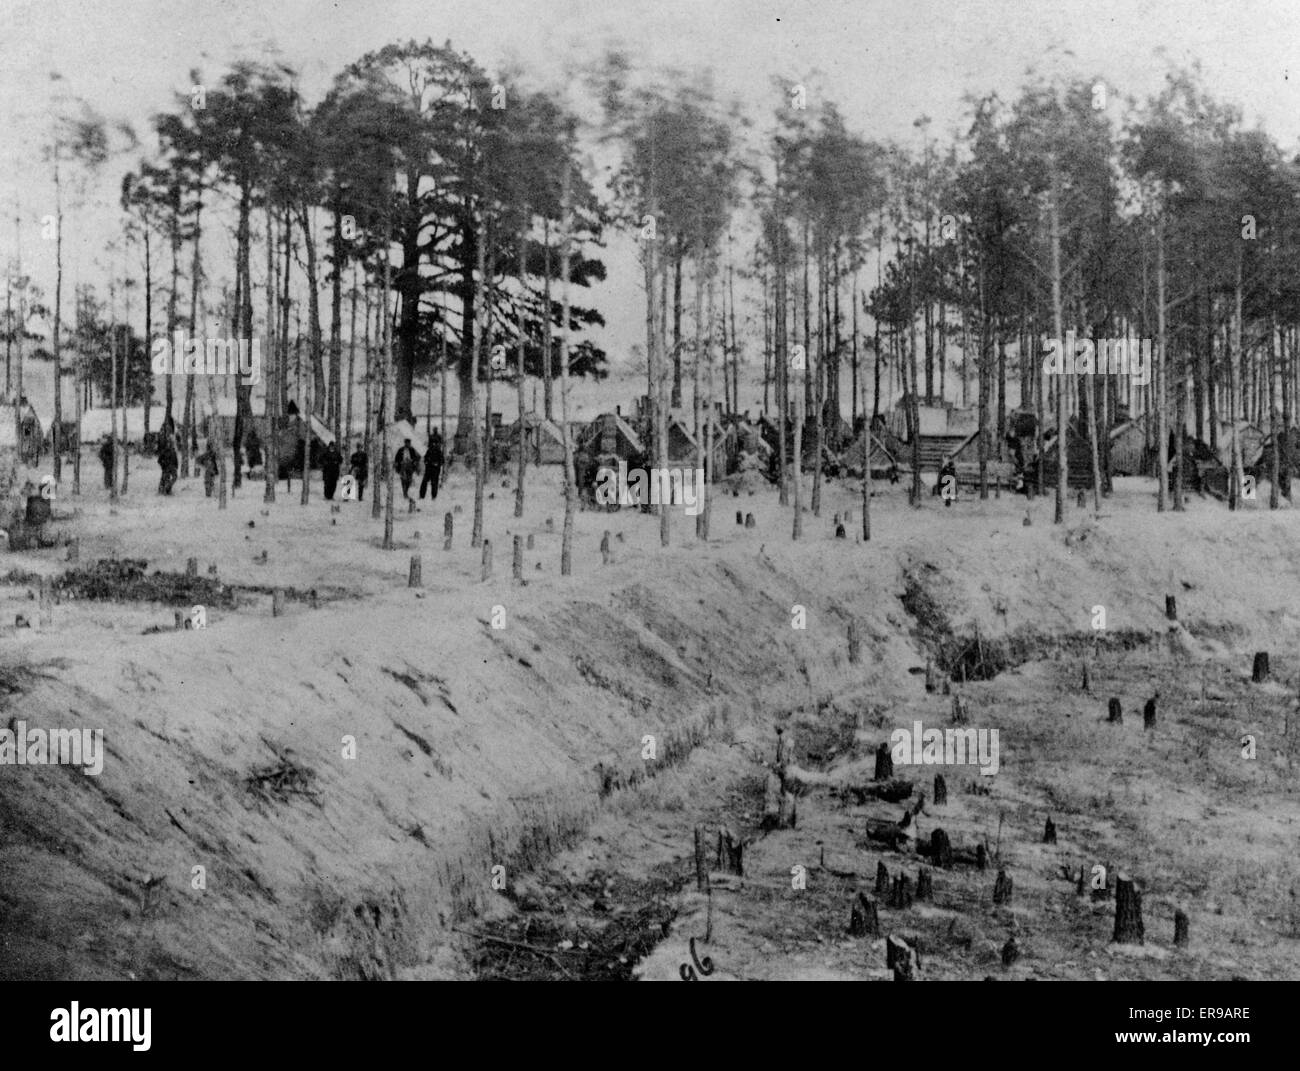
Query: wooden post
1252 652 1270 683
1076 488 1086 509
526 533 534 550
272 588 285 617
951 695 969 723
1143 694 1158 730
1044 816 1057 844
933 774 947 806
874 742 893 781
481 539 492 582
835 523 846 538
693 826 709 892
736 510 743 525
173 609 184 630
847 620 861 665
890 874 914 909
993 868 1013 905
38 578 52 628
930 829 953 868
1081 662 1091 693
1174 909 1189 948
925 659 937 693
1108 697 1123 724
443 511 453 551
976 843 987 871
1113 873 1144 944
600 530 611 565
512 535 523 581
1165 594 1177 621
916 868 933 902
875 861 890 897
849 892 879 937
309 589 318 609
186 557 198 578
744 512 755 528
408 554 422 588
775 726 795 769
67 538 79 563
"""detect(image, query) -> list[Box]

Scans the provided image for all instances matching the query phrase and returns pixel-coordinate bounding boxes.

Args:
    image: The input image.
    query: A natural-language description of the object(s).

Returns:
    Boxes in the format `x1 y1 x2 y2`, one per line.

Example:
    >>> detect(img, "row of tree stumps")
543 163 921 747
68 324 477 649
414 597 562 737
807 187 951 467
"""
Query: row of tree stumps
431 512 621 584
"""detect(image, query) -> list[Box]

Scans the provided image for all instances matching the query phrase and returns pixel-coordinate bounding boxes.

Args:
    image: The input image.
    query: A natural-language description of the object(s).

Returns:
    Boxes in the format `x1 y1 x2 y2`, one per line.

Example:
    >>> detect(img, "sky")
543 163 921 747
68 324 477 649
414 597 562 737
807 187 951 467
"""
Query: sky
2 0 1299 369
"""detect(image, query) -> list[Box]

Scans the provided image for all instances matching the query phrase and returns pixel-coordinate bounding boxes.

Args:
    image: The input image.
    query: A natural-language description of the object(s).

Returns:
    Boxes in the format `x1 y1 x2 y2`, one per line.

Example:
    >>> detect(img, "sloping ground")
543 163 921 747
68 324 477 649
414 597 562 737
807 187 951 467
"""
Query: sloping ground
4 472 1300 979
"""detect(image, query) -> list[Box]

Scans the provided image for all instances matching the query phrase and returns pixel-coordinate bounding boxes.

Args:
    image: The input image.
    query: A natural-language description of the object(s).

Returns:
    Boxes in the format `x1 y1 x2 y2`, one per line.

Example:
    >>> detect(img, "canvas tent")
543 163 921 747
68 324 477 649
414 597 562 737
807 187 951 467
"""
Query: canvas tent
504 412 567 465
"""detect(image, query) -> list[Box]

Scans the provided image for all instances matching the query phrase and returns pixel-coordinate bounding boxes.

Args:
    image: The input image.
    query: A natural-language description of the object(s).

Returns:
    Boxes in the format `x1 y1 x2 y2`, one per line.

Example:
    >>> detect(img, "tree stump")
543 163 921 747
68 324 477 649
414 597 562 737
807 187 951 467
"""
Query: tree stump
600 530 612 565
408 554 422 588
976 842 987 871
890 874 914 909
849 892 879 937
67 538 79 563
545 517 554 532
916 868 933 902
186 557 198 578
1252 652 1270 683
309 589 319 609
526 533 534 550
208 563 218 576
993 868 1013 905
835 523 846 539
1081 663 1091 693
1076 489 1086 509
1174 909 1189 948
763 772 796 830
1044 816 1057 844
1113 873 1144 944
887 935 915 980
272 589 285 617
847 620 862 665
941 678 951 696
443 512 453 551
933 774 948 806
173 610 184 631
1165 594 1177 621
1105 696 1123 724
481 540 492 582
717 827 744 876
875 741 894 781
693 827 709 892
875 860 890 897
931 829 954 869
951 695 968 724
512 535 524 581
1143 694 1158 730
1076 865 1087 897
744 512 756 528
1001 936 1019 967
775 726 795 768
925 659 937 693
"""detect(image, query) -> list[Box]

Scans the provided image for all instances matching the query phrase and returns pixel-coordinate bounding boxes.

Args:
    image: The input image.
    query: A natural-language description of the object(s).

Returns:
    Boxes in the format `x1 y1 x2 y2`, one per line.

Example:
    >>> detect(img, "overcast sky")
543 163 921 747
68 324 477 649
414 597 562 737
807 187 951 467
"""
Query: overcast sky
2 0 1298 364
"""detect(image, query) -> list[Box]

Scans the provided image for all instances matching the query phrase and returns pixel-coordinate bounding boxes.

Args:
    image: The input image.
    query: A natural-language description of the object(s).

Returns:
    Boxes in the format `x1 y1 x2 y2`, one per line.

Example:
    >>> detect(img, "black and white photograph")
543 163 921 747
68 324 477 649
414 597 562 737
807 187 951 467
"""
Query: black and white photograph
0 0 1291 1042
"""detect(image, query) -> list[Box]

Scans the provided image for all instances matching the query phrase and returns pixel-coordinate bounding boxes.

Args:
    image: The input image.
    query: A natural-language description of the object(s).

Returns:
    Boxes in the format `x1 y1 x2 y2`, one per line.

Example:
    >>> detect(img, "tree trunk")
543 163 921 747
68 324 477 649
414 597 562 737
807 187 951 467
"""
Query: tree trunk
560 169 577 575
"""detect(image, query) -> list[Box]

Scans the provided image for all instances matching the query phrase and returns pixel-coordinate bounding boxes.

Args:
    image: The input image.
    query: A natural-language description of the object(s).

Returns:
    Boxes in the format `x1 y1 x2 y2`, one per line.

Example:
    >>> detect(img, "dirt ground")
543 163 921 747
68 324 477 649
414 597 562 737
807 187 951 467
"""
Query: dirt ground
3 444 1299 979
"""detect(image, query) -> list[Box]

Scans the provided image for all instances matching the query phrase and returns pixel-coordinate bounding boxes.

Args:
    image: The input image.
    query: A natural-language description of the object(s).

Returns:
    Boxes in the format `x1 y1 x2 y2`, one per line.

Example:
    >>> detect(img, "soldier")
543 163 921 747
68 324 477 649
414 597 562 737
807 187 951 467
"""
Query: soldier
321 440 343 500
199 441 219 498
394 438 421 502
420 429 444 501
98 435 115 491
349 441 369 502
158 431 180 495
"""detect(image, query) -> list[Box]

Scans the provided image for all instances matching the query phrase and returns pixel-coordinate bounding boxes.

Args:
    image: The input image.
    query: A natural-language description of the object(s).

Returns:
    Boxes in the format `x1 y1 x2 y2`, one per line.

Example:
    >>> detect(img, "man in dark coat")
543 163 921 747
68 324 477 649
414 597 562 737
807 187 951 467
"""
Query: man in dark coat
158 432 179 495
199 441 219 498
322 440 343 500
394 438 421 501
420 430 444 501
349 441 369 502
